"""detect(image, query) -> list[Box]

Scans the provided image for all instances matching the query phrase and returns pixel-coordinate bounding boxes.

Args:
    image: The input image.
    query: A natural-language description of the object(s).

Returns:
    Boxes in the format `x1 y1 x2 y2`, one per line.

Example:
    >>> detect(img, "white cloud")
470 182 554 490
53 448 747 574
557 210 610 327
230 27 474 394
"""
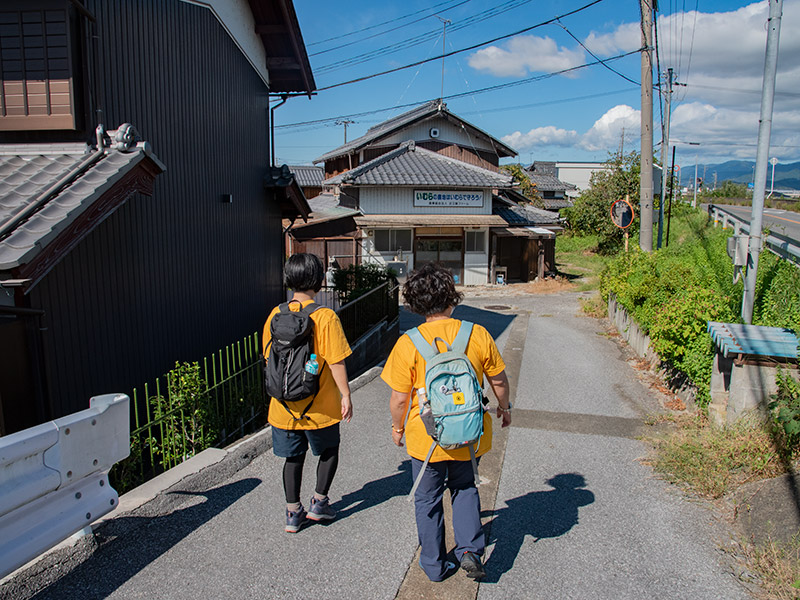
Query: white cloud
579 0 800 160
467 35 585 78
502 126 579 150
583 23 639 55
579 105 641 152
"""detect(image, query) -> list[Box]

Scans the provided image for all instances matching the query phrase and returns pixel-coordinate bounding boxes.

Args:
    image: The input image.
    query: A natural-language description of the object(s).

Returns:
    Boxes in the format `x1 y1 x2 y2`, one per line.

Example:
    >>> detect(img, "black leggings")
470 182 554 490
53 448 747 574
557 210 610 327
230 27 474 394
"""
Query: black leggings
282 445 340 503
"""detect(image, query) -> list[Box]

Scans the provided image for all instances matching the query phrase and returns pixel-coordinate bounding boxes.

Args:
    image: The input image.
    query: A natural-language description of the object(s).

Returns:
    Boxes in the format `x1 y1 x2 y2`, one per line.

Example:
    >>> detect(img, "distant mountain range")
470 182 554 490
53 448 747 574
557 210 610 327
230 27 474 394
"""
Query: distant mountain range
677 160 800 191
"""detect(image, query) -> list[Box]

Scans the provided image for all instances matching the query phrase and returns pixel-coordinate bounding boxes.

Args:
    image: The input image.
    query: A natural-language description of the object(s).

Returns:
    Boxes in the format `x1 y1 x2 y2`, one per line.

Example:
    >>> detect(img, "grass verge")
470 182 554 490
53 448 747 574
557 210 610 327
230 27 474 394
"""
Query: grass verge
735 535 800 599
644 414 800 597
643 414 786 499
555 233 608 292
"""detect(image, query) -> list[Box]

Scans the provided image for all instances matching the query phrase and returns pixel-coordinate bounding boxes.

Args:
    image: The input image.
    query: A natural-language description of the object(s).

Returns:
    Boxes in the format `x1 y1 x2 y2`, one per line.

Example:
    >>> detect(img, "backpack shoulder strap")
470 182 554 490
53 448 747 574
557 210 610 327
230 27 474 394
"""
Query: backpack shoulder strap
300 301 322 316
451 321 474 355
406 327 437 362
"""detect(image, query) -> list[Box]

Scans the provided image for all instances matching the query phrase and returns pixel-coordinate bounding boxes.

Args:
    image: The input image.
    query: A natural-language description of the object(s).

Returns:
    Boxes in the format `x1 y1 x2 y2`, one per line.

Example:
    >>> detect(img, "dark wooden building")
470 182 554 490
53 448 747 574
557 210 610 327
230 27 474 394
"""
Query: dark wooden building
0 0 314 434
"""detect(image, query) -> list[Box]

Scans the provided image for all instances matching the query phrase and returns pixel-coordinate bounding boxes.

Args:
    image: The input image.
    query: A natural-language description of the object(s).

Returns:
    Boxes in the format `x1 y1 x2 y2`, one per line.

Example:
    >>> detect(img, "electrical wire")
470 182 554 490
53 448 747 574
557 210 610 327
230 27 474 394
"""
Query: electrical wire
309 0 473 57
307 0 466 47
314 0 541 74
555 19 640 86
276 49 641 135
316 0 606 91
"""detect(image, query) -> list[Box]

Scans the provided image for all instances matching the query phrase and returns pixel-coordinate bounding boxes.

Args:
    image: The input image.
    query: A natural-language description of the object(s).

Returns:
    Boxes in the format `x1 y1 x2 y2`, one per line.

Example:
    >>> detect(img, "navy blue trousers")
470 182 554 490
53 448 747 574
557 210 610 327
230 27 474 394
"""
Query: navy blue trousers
411 457 484 582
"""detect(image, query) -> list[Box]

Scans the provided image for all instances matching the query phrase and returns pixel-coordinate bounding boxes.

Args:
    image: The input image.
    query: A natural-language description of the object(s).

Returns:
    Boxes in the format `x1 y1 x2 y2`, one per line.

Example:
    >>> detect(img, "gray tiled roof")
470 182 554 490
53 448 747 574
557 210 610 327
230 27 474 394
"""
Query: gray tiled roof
493 197 562 225
541 197 573 210
0 142 165 271
323 141 513 188
303 192 360 223
524 161 577 193
314 100 516 163
289 165 324 188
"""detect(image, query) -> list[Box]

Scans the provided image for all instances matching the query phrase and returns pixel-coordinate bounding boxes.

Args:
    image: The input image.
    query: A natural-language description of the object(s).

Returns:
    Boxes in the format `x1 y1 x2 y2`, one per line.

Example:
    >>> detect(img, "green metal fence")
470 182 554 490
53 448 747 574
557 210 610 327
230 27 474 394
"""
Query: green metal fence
111 283 401 494
111 332 267 493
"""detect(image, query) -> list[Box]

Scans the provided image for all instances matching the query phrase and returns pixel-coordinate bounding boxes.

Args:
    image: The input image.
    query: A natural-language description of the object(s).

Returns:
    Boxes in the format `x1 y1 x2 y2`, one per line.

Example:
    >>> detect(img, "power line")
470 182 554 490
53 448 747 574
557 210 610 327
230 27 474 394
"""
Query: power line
309 0 473 57
306 0 466 47
276 87 638 132
316 0 606 91
555 19 640 86
314 0 540 74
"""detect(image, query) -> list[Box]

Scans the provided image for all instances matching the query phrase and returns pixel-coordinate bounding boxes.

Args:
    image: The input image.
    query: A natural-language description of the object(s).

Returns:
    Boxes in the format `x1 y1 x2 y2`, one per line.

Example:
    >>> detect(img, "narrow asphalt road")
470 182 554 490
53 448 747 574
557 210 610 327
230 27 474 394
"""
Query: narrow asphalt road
5 291 753 600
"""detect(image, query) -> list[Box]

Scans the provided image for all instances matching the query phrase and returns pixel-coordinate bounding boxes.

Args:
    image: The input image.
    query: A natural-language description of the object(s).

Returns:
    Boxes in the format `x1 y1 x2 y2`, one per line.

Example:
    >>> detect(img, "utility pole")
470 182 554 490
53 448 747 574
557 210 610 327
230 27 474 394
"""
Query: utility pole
693 156 698 208
742 0 783 323
657 67 673 249
639 0 654 252
336 119 354 144
436 16 451 100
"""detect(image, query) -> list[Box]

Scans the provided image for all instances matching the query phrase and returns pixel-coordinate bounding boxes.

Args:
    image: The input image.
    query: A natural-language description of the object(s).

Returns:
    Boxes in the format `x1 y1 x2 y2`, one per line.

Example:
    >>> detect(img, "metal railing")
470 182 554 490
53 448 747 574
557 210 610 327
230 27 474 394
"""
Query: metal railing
111 333 267 493
709 204 800 268
111 283 400 494
336 281 400 346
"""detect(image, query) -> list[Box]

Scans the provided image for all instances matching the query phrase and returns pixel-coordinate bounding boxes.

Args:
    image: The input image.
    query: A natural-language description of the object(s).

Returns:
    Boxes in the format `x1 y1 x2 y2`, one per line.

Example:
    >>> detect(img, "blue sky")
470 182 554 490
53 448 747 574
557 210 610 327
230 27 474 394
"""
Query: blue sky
273 0 799 170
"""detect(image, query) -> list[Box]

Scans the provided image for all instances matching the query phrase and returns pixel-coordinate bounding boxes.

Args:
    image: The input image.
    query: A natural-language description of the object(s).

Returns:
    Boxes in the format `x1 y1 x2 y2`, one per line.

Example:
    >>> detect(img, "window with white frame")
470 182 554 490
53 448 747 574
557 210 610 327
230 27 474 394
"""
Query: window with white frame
374 229 412 253
465 230 486 253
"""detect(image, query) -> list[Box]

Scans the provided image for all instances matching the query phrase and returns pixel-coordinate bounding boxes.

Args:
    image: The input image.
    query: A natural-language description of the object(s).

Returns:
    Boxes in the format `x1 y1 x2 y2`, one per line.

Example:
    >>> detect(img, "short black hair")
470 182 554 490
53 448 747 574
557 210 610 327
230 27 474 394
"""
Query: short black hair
403 262 463 316
284 253 324 292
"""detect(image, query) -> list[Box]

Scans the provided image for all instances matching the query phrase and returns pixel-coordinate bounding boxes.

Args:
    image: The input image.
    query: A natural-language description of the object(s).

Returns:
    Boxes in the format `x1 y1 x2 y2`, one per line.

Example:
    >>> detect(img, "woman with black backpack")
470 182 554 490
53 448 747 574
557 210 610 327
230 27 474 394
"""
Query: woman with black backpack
263 253 353 533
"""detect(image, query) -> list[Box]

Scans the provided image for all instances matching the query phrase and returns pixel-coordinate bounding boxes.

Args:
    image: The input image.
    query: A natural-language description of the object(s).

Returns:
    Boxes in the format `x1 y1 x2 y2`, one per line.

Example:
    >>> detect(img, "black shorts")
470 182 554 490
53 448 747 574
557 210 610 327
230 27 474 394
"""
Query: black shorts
271 423 340 458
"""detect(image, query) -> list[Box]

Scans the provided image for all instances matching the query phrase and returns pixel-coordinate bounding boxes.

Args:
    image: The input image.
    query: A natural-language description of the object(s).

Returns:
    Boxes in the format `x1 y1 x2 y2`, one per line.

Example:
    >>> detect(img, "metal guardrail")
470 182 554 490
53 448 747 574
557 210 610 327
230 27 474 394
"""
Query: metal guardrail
0 394 130 579
336 281 400 344
709 204 800 268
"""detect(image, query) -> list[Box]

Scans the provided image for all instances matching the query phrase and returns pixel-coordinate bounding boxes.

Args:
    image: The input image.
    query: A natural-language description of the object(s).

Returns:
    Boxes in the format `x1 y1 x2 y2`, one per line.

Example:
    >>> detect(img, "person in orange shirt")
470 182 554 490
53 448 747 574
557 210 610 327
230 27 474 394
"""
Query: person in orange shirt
381 263 511 581
263 253 353 533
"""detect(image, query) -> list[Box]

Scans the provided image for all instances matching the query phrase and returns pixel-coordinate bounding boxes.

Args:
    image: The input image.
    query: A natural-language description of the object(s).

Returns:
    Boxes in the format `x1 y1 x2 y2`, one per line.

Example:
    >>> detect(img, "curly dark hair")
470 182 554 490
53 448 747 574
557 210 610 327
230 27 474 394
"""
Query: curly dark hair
403 262 463 316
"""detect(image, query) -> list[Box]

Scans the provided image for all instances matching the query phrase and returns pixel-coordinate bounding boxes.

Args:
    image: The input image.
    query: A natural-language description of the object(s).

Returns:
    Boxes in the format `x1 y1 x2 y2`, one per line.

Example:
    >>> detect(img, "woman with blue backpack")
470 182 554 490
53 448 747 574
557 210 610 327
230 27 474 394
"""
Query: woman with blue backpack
381 262 511 582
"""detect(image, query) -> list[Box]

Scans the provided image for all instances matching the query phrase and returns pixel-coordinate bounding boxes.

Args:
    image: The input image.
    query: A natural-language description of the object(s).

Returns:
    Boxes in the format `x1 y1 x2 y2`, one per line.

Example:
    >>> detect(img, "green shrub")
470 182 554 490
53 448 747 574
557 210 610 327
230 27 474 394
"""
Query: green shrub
563 150 641 254
332 262 395 305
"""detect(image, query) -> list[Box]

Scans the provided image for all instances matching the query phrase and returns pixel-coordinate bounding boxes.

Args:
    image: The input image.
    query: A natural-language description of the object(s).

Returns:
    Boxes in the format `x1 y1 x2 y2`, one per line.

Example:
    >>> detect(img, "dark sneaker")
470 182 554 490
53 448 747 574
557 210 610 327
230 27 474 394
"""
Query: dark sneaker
285 506 307 533
460 551 486 580
307 496 336 521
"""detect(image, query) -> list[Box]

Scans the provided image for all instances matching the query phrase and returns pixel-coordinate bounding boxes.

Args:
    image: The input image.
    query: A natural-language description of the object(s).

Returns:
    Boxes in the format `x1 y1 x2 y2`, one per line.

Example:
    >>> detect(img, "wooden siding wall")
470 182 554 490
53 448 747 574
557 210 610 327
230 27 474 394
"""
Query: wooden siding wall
360 188 492 215
381 118 499 160
27 0 283 417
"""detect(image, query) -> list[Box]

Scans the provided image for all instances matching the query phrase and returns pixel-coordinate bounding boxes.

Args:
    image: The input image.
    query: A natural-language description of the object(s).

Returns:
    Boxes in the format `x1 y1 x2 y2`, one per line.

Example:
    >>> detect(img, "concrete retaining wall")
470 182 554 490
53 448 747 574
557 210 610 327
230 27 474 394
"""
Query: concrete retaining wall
607 294 697 410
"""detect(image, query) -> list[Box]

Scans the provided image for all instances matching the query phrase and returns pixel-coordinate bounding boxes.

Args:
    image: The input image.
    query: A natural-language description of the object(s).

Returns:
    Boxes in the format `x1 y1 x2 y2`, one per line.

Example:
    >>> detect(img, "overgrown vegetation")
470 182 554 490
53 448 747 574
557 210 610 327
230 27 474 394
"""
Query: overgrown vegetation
563 150 641 254
599 206 800 407
736 535 800 599
554 233 609 292
500 163 542 205
331 262 396 305
644 414 785 499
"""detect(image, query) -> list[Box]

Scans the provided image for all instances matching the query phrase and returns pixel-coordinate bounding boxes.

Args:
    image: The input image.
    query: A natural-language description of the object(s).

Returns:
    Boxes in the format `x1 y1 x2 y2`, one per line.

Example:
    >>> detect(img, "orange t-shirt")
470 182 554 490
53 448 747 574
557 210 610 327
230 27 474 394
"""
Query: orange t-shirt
263 300 352 430
381 318 506 462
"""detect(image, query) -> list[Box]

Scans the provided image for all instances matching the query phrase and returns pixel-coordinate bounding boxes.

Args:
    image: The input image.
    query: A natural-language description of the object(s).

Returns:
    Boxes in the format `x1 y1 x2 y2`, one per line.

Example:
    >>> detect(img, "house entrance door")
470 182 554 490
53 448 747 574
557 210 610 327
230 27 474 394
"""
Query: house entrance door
414 238 464 284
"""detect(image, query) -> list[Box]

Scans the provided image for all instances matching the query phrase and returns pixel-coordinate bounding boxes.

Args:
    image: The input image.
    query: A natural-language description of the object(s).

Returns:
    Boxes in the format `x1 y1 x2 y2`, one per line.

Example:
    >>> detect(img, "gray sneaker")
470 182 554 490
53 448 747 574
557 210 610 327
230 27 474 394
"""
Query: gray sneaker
308 496 336 521
285 506 307 533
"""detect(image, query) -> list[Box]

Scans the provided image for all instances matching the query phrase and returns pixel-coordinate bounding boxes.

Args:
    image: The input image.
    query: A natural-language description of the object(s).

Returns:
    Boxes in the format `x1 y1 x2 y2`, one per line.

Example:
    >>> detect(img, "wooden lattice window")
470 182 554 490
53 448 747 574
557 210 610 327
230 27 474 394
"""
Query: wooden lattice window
0 1 77 131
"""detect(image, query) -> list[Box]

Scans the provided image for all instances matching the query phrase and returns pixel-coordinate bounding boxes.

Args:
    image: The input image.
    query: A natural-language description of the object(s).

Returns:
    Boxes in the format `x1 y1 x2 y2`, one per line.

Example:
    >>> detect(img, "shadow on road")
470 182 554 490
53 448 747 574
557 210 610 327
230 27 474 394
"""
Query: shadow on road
332 461 412 519
481 473 595 584
29 478 261 600
399 305 516 341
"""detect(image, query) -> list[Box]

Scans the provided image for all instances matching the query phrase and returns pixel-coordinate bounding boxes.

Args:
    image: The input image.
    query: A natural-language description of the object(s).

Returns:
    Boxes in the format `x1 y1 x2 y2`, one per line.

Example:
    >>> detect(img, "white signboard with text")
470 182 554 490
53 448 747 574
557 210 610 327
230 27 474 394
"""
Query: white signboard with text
414 190 483 208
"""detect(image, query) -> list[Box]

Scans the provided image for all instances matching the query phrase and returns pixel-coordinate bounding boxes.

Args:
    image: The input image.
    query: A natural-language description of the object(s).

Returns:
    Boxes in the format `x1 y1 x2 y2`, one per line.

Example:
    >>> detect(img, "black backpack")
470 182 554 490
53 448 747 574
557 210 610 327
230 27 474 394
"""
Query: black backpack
264 300 322 420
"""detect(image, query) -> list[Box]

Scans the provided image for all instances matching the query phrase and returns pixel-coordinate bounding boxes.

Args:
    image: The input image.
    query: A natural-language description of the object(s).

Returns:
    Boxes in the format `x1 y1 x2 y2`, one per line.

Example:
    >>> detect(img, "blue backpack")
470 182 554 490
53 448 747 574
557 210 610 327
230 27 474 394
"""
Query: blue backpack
406 321 484 499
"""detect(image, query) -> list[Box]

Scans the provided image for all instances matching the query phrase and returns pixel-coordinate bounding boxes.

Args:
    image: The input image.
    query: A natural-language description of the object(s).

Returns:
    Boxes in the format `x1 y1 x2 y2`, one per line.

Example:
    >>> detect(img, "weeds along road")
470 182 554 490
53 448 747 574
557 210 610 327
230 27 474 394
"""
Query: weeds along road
3 290 754 600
